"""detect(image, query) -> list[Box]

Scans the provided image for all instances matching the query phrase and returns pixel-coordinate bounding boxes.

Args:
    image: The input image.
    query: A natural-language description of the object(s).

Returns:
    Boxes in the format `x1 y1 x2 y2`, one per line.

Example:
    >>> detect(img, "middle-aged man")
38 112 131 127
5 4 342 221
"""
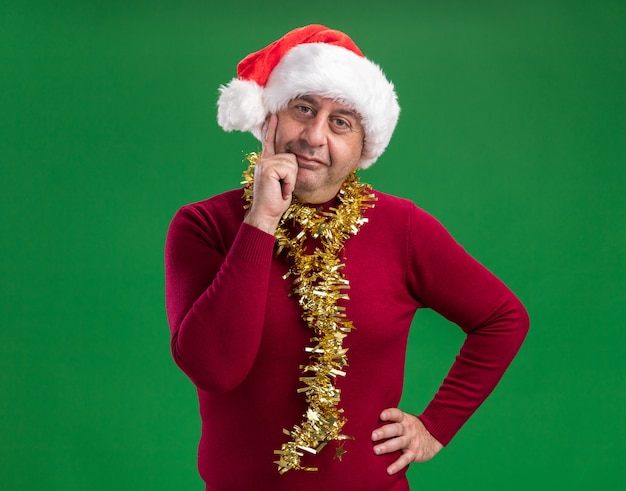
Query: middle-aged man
165 24 529 490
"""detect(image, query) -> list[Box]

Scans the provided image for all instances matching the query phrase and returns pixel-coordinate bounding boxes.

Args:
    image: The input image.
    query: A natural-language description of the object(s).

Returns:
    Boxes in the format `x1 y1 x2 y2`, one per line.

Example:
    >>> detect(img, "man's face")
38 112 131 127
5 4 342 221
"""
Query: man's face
274 95 364 204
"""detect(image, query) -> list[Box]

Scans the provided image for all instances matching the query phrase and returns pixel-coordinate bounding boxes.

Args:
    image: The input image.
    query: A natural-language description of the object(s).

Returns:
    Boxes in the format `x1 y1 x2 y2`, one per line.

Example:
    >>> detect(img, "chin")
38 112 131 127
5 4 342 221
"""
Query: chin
295 173 318 191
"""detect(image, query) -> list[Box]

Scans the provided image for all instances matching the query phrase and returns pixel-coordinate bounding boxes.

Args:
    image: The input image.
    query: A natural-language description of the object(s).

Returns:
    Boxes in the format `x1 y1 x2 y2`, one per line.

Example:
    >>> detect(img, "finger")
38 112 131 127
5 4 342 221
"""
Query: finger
374 437 410 455
386 452 415 475
373 432 410 456
280 160 297 200
371 422 404 442
262 113 278 158
379 407 404 423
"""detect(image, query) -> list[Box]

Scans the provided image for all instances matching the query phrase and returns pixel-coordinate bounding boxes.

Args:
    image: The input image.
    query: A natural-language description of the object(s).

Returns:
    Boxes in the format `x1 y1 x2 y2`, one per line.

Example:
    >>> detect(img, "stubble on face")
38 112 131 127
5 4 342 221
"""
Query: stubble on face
274 96 365 203
284 140 330 166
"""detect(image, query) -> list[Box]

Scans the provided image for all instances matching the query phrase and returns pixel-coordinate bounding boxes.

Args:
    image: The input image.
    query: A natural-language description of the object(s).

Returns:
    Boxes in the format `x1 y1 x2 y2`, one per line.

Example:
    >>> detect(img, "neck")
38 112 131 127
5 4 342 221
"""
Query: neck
293 186 342 205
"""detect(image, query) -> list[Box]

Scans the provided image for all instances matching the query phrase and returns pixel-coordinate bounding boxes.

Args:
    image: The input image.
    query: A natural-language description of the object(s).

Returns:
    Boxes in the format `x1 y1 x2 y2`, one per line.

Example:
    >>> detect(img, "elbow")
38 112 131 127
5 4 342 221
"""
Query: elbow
198 365 252 393
190 368 249 394
170 334 252 393
469 294 530 356
494 295 530 356
513 296 530 344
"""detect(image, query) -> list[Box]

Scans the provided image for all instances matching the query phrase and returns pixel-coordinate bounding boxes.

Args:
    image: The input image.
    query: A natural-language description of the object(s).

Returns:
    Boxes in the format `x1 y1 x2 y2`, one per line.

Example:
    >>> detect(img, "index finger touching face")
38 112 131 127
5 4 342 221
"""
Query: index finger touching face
261 113 278 158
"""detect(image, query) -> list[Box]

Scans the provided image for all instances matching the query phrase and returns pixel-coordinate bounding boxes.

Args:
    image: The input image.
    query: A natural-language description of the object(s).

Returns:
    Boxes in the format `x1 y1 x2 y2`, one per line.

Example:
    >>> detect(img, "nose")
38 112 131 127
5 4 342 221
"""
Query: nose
301 113 328 147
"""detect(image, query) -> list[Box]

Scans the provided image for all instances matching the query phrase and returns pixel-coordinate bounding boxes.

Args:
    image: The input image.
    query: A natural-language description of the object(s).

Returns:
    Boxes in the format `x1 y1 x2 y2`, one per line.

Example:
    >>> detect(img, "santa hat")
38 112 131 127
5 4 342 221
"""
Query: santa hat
217 24 400 169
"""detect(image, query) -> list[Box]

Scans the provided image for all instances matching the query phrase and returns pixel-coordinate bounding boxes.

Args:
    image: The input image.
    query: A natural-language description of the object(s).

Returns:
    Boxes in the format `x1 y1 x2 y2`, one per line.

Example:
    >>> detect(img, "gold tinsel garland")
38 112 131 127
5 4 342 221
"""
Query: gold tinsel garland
241 152 376 474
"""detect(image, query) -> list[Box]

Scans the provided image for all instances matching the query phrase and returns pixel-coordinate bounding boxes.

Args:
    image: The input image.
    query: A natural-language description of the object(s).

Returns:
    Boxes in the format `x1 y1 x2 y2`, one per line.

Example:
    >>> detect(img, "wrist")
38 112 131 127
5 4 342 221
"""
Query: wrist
243 210 280 235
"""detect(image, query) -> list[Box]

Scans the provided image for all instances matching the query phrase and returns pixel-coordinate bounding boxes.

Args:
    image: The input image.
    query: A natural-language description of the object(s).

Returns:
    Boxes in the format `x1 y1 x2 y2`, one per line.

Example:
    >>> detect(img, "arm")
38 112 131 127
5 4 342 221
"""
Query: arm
165 210 276 392
165 114 298 392
373 205 529 472
412 209 530 445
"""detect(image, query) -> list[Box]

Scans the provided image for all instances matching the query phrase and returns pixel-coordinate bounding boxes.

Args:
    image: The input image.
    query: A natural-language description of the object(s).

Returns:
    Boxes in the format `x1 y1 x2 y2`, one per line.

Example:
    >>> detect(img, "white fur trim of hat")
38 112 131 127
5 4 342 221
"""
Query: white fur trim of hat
217 25 400 169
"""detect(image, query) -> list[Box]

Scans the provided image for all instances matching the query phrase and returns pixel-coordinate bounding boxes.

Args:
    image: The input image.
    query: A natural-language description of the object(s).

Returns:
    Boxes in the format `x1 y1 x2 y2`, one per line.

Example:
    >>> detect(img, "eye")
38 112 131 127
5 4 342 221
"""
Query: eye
297 105 312 115
332 118 351 131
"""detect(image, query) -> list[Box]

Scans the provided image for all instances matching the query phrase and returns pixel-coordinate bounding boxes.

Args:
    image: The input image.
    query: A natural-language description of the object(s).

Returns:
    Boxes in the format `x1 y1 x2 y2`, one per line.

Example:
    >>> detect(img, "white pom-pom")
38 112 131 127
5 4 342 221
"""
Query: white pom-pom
217 79 266 134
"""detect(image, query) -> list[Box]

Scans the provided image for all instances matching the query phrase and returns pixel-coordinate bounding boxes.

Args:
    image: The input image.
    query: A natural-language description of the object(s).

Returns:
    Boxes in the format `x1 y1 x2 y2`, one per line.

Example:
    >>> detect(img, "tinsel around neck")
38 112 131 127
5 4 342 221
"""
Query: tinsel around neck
241 152 377 473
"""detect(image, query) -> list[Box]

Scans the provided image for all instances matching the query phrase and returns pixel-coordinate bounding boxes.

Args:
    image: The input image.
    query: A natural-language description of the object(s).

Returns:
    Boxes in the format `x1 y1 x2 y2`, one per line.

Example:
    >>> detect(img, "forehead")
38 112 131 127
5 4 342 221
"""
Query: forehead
291 94 361 121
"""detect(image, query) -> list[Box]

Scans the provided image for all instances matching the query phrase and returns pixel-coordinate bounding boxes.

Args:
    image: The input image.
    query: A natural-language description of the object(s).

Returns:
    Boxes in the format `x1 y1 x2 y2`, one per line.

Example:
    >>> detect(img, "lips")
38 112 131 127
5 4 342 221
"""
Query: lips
293 153 327 167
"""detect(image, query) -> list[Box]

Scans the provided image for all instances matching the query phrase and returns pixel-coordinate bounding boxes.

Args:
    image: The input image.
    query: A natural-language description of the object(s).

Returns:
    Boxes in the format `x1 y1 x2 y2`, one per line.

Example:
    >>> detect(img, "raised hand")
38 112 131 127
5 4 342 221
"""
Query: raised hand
243 114 298 235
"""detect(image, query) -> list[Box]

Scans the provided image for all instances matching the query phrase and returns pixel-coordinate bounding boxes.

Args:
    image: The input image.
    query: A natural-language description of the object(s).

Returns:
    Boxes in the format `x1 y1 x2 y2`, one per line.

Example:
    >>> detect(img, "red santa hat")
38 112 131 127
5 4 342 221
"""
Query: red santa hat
217 24 400 169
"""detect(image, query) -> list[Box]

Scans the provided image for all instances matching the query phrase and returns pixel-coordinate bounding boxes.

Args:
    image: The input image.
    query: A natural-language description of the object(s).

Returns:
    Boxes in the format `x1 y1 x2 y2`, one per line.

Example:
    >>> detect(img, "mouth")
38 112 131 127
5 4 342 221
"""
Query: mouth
293 153 327 168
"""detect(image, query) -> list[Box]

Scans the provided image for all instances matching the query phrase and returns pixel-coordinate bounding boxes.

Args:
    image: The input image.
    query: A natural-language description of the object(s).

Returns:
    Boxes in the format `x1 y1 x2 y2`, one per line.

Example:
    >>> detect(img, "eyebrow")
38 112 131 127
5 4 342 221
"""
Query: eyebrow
297 95 361 122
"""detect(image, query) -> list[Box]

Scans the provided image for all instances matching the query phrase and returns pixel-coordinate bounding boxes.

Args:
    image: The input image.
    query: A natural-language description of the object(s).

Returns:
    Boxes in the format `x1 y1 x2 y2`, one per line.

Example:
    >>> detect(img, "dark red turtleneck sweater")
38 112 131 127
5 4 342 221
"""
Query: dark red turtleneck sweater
165 188 529 490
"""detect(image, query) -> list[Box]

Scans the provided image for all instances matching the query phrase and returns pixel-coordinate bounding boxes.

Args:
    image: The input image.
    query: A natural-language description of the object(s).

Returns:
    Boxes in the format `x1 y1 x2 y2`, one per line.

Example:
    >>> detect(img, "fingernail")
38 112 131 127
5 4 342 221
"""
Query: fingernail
372 432 378 440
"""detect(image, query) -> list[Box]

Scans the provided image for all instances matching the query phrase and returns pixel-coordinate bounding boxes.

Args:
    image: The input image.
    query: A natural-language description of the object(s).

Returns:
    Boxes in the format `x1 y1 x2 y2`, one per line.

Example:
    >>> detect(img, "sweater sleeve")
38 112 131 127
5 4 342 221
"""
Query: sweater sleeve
165 204 276 392
407 206 529 446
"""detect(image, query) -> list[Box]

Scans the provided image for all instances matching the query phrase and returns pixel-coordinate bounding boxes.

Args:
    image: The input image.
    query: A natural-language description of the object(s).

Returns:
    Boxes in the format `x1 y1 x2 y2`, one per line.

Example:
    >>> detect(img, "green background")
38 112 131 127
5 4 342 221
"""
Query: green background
2 0 624 489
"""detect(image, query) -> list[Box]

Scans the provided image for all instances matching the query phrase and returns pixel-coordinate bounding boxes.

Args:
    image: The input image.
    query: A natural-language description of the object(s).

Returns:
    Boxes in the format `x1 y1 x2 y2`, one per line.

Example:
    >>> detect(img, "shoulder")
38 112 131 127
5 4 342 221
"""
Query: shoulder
173 188 244 226
177 188 244 218
371 189 415 210
368 189 442 229
366 189 461 258
167 188 246 245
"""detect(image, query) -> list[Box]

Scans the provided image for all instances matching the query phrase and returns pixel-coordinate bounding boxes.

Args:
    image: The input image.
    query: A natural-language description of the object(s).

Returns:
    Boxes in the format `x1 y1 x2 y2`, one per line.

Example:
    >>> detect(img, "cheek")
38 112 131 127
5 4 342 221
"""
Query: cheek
274 113 301 149
344 136 364 163
327 138 361 169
